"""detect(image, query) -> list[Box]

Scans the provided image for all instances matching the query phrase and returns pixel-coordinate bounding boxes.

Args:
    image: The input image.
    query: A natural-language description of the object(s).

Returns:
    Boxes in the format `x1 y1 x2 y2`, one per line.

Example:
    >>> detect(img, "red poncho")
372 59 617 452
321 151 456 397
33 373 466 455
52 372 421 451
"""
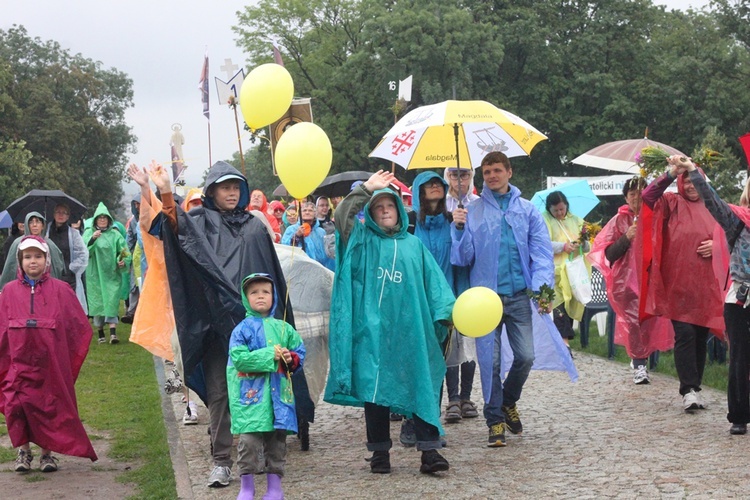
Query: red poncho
587 206 674 358
640 171 727 338
0 254 97 460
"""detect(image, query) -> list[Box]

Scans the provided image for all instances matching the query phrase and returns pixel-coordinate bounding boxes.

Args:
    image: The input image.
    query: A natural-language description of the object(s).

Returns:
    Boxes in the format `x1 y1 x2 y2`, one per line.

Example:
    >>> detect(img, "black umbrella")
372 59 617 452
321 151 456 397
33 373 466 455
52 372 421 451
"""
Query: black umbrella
6 189 87 222
312 171 372 198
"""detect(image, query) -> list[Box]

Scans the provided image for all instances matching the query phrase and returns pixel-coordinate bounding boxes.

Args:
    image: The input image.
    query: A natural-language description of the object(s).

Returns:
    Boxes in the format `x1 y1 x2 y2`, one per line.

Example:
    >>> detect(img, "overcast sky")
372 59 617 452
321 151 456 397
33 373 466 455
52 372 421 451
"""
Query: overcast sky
4 0 711 194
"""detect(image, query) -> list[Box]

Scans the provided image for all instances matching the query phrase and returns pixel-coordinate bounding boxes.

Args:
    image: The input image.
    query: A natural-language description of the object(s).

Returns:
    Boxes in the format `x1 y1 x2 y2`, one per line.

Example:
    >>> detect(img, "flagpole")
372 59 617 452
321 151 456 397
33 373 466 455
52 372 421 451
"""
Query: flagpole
207 121 213 168
232 103 246 176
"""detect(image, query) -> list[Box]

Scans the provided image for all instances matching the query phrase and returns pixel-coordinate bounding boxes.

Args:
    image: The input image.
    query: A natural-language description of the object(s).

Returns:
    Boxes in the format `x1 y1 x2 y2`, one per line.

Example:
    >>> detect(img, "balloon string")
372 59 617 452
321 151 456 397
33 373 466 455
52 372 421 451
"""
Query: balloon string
279 197 303 392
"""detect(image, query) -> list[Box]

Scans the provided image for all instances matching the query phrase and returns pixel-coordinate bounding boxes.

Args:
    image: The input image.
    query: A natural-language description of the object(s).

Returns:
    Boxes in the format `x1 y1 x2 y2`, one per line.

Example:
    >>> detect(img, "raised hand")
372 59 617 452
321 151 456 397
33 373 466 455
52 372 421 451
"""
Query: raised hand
147 160 171 193
127 164 150 187
364 170 397 192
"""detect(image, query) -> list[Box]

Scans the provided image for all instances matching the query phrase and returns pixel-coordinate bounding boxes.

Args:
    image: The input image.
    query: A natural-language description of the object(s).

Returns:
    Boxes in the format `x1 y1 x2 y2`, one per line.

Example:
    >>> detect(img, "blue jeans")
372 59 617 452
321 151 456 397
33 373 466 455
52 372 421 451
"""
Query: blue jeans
483 291 535 427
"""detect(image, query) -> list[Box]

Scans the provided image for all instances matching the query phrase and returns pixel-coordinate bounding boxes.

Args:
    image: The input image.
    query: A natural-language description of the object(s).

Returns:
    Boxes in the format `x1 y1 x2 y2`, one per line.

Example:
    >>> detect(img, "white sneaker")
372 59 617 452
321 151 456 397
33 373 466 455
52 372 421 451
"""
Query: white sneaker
683 389 700 411
633 366 650 385
207 465 232 487
695 390 708 409
182 402 198 425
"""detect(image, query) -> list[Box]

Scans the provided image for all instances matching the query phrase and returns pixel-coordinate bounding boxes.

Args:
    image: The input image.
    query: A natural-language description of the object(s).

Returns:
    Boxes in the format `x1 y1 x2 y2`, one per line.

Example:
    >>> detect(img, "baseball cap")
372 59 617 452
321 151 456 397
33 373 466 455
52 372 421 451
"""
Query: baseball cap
18 237 49 254
213 174 244 184
241 273 275 293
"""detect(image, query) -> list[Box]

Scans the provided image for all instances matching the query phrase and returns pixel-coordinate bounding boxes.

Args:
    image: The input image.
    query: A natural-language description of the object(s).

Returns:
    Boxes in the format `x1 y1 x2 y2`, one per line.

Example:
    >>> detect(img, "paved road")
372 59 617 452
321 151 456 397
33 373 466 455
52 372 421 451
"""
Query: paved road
163 353 748 499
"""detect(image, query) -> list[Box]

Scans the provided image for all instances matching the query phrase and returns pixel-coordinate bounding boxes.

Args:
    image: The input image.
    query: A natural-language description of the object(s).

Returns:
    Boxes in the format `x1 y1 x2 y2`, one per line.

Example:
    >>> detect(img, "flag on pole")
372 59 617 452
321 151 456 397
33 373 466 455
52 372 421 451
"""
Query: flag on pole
199 53 210 120
272 45 284 67
740 133 750 169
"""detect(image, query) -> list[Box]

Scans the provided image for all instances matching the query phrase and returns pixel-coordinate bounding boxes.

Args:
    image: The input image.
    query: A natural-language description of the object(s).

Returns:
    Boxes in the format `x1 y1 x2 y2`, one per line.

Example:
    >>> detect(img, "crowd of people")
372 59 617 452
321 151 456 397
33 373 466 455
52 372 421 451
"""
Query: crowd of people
1 150 749 498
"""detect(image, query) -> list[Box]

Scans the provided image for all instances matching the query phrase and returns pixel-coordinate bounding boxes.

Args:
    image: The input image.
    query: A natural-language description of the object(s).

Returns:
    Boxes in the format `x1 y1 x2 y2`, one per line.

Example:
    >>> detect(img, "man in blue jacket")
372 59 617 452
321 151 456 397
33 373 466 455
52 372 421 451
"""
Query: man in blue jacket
452 151 562 448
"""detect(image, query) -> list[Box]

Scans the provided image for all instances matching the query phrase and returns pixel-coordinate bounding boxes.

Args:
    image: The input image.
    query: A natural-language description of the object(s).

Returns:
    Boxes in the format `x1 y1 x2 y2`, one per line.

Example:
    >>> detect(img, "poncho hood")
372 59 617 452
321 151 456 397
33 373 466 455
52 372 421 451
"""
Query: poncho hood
202 161 250 211
364 189 408 238
412 171 448 215
241 273 279 318
92 202 114 230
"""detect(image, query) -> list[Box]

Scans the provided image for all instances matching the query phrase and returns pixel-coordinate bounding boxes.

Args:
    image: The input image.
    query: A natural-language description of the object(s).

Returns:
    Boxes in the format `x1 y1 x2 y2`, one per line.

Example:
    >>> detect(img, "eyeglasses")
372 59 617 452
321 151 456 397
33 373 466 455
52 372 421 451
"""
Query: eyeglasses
425 179 444 188
274 209 284 213
448 171 471 180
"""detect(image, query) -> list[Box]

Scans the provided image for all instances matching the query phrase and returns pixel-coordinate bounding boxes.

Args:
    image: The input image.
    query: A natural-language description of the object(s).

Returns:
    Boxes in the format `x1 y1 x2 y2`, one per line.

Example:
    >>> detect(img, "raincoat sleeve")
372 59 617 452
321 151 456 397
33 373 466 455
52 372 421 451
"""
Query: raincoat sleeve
68 229 88 275
334 186 371 249
0 239 20 289
229 322 278 374
281 224 302 246
528 207 555 291
59 282 93 381
642 173 675 209
421 247 456 343
450 217 475 267
690 170 743 235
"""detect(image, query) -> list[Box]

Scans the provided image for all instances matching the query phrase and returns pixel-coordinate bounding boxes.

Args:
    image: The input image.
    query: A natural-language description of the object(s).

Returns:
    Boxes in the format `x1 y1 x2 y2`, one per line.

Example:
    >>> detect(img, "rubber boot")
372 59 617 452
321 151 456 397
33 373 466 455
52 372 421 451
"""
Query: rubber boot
262 473 284 500
237 474 255 500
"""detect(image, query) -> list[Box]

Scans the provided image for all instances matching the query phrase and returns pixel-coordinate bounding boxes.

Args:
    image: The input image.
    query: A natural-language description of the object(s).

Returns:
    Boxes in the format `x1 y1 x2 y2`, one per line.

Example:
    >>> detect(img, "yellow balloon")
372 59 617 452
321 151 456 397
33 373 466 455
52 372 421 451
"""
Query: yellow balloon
452 287 503 338
239 64 294 131
275 122 332 199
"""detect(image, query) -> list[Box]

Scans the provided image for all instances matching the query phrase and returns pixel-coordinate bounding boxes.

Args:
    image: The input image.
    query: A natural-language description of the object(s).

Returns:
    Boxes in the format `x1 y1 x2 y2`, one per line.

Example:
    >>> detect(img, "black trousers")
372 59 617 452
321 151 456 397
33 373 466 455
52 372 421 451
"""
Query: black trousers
364 403 440 451
671 320 709 396
725 304 750 424
445 361 476 402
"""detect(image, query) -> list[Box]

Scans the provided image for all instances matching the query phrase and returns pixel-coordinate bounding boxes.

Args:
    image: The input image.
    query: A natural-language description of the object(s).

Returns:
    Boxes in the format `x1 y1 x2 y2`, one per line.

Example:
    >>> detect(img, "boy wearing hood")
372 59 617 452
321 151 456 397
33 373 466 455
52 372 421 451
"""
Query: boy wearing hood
228 273 305 500
146 161 299 488
83 203 131 345
0 236 97 472
325 170 455 475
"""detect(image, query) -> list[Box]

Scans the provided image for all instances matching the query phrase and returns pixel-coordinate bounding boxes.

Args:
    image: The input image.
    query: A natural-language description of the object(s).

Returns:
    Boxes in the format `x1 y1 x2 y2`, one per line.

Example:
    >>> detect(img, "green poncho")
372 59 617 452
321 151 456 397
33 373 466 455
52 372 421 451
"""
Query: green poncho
83 203 131 317
324 187 455 432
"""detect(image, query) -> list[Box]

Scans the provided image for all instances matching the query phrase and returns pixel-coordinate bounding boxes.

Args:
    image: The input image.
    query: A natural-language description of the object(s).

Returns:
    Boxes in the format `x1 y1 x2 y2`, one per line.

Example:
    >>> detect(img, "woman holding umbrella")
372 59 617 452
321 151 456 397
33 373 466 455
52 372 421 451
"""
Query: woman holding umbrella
543 192 590 351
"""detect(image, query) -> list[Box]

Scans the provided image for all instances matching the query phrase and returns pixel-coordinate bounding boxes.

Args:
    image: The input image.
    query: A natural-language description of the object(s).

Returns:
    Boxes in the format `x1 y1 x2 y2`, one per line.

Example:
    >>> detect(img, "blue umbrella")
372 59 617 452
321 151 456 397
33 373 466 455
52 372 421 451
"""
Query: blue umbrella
0 210 11 229
531 179 600 219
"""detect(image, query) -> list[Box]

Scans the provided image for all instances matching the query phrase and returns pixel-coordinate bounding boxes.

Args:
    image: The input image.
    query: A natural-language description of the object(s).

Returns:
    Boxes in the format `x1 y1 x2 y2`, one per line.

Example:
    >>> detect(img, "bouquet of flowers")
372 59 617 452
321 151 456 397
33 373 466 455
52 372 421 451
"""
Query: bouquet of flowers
579 221 602 245
634 146 671 178
527 284 556 311
692 147 723 168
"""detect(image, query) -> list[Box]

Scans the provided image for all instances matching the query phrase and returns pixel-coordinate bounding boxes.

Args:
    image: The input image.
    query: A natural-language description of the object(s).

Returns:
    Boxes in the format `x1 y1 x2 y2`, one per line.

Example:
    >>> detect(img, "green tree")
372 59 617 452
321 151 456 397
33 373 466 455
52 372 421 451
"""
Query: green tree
693 126 745 202
0 25 136 215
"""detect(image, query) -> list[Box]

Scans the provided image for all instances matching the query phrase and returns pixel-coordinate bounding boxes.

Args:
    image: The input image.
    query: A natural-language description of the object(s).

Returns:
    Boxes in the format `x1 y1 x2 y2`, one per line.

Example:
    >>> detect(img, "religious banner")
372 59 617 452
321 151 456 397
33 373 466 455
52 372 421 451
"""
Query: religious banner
269 98 313 175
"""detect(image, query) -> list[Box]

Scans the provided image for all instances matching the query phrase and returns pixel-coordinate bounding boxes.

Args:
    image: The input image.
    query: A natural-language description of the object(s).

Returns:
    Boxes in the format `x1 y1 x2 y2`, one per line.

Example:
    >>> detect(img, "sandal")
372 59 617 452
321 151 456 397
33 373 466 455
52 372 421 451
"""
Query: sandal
444 402 461 423
460 400 479 418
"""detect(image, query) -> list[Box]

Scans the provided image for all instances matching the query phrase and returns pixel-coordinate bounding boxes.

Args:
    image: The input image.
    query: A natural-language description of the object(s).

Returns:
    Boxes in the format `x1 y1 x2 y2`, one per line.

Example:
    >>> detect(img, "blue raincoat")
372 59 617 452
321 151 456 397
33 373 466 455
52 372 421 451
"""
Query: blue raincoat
451 184 578 402
324 187 455 432
227 274 305 434
281 219 335 271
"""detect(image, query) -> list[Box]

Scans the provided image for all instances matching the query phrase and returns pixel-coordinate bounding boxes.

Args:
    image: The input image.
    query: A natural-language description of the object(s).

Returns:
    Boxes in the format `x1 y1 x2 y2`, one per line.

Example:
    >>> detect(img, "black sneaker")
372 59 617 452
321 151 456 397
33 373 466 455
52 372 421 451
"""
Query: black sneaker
502 404 523 434
399 418 416 447
487 423 507 447
368 450 391 474
419 449 449 474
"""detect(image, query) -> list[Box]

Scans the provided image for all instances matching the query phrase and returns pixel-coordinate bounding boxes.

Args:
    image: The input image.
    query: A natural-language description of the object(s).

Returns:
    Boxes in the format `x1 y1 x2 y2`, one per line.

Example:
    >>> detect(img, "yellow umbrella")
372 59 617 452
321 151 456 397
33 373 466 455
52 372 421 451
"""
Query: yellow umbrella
369 100 547 171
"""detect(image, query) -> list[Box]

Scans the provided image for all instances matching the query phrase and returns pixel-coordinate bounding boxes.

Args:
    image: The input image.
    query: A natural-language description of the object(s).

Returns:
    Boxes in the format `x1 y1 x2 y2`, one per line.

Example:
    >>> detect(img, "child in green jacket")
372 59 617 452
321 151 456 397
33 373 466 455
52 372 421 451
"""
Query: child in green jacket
227 273 305 500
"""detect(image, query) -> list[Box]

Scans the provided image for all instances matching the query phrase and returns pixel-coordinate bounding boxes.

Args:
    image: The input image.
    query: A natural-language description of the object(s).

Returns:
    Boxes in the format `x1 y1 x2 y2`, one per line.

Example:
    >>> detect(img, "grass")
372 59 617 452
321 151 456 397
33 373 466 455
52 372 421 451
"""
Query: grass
571 322 729 392
1 313 177 499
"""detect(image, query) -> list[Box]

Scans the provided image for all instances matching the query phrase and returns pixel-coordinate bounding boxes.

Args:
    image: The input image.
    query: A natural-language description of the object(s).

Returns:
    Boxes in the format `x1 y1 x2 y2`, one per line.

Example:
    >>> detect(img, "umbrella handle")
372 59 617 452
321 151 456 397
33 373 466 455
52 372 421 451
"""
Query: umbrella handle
455 202 465 230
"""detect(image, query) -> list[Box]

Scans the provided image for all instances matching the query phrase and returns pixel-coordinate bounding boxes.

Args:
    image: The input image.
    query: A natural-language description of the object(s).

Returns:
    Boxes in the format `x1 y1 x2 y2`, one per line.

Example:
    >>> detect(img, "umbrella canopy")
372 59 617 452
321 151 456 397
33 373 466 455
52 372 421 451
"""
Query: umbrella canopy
5 189 87 222
531 179 600 219
369 100 548 170
273 184 289 197
312 171 372 198
571 138 686 174
0 210 12 229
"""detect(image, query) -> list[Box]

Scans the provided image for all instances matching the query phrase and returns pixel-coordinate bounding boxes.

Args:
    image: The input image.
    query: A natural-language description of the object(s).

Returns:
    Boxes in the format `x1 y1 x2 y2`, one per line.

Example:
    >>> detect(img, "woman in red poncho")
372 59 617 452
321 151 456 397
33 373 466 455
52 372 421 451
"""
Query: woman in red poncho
587 178 674 385
0 235 97 473
640 161 727 412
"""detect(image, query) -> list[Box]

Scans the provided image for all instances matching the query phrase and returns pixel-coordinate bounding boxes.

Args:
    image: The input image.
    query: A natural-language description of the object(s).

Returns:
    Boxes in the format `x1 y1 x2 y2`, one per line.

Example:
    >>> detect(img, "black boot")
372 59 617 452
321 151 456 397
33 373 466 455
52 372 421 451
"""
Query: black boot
368 450 391 474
